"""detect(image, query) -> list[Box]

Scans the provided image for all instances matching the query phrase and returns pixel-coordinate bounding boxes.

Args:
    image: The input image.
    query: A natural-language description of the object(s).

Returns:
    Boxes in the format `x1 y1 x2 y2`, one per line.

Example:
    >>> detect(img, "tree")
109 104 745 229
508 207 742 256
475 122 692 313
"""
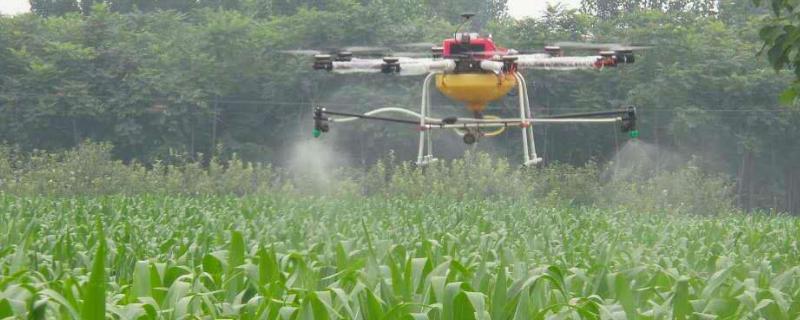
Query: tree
30 0 80 17
753 0 800 105
3 0 800 212
581 0 718 18
80 0 93 14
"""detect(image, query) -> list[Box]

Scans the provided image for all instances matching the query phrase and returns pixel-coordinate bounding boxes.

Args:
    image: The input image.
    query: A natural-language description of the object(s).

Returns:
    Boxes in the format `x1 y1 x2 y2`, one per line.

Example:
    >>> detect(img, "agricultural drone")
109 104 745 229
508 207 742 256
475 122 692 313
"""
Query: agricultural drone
296 13 641 166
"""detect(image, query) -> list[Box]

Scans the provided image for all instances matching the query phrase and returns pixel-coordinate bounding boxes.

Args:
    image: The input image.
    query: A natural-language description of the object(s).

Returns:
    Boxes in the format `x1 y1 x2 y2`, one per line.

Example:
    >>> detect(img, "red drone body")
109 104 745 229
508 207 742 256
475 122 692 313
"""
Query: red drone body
441 33 504 59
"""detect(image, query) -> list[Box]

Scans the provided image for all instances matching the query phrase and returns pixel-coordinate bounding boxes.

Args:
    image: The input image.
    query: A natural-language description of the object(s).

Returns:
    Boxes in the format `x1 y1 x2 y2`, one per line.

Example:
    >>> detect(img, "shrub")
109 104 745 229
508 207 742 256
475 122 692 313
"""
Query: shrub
0 142 739 214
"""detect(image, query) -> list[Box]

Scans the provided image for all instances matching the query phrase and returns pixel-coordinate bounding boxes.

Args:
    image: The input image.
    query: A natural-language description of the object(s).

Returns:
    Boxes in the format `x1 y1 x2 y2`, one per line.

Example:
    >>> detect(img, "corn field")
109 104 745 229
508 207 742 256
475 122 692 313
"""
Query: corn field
1 194 798 319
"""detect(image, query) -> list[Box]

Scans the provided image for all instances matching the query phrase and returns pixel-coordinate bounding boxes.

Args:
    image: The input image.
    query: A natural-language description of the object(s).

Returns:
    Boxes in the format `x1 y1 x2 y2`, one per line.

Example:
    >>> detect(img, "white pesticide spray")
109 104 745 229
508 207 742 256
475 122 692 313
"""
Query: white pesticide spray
284 136 350 192
603 139 683 182
281 84 359 193
601 138 698 210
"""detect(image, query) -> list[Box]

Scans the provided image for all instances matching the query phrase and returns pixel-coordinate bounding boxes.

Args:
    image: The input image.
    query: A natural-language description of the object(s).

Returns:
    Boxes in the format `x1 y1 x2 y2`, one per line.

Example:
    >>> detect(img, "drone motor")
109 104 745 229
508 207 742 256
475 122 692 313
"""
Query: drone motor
335 51 353 62
313 54 333 71
432 46 444 59
615 50 635 64
544 46 563 57
381 57 401 73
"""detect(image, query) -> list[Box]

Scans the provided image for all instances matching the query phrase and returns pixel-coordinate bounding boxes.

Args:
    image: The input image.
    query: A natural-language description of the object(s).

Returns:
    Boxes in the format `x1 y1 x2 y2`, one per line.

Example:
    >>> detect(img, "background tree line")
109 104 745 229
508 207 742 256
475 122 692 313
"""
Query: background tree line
1 0 799 213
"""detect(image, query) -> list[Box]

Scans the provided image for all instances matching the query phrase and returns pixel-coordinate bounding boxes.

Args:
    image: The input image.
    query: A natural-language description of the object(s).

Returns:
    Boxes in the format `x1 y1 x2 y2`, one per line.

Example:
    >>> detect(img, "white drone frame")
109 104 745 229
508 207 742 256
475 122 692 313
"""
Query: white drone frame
313 54 636 166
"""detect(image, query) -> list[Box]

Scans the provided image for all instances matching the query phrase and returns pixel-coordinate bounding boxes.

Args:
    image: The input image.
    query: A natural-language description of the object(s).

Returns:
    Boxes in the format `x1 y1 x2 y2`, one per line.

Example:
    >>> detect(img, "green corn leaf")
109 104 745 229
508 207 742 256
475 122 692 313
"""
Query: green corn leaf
131 261 152 299
464 291 489 320
452 291 477 320
80 220 106 320
228 230 246 273
39 289 80 319
361 287 385 319
258 246 280 287
442 282 464 320
0 299 13 318
279 306 298 320
701 297 739 318
202 253 224 275
701 267 731 299
491 266 508 320
401 313 430 320
673 277 692 320
613 273 637 319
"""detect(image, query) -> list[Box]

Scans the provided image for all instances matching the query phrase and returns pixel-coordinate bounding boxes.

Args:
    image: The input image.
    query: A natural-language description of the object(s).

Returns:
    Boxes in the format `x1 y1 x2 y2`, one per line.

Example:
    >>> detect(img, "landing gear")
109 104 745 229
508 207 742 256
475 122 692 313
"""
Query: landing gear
416 72 541 165
416 73 437 166
514 72 543 166
312 72 635 168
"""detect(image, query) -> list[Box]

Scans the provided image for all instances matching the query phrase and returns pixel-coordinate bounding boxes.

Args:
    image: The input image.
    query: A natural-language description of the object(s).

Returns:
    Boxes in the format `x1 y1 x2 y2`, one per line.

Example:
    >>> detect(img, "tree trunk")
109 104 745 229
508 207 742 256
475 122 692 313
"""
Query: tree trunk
211 97 218 156
787 165 800 215
736 149 754 211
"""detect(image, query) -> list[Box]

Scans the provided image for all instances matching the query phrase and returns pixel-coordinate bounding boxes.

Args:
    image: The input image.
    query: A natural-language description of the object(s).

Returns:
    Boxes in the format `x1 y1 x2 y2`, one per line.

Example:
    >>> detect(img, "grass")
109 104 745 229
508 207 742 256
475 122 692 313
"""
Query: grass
1 194 798 319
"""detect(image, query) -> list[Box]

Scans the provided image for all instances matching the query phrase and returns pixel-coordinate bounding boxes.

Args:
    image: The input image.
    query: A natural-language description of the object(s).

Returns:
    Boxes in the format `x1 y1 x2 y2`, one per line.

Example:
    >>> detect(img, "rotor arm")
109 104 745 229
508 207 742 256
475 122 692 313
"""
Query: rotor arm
515 56 601 70
314 55 455 76
479 60 505 73
331 59 383 73
514 52 635 70
395 60 456 75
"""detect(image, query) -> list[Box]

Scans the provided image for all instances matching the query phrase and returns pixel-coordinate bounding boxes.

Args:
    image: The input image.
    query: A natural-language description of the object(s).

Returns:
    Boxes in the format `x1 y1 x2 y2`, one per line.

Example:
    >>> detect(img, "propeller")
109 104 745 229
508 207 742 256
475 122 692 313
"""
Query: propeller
280 43 439 56
280 41 443 62
552 41 652 51
394 42 438 49
280 46 390 56
280 49 326 56
385 51 433 58
449 49 554 59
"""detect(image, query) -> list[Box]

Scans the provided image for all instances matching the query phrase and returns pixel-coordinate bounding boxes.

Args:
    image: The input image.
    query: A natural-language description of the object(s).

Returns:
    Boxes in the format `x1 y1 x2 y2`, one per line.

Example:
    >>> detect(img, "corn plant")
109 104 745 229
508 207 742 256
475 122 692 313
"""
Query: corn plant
0 194 798 319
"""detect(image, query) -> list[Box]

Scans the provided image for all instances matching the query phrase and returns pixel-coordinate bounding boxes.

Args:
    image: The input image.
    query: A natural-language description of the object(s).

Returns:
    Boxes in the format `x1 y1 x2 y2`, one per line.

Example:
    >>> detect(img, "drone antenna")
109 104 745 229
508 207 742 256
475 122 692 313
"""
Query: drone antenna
453 13 476 38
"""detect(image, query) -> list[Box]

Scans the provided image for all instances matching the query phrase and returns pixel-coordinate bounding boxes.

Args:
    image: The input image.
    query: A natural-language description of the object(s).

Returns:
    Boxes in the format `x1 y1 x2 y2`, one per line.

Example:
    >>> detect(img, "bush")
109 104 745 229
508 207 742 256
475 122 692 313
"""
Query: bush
0 142 738 215
0 142 276 196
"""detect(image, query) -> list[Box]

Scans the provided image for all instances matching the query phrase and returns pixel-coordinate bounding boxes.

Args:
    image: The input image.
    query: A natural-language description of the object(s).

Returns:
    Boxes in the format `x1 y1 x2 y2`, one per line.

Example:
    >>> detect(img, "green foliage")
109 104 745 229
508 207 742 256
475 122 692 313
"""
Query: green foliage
0 142 736 215
753 0 800 106
0 142 278 196
1 0 799 214
581 0 719 18
80 220 107 320
0 189 797 318
30 0 80 17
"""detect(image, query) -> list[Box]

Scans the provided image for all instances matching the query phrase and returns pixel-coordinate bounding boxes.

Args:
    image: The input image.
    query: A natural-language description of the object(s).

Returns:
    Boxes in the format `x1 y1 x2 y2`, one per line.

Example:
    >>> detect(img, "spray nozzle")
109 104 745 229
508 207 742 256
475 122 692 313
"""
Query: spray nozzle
620 106 637 137
313 107 329 138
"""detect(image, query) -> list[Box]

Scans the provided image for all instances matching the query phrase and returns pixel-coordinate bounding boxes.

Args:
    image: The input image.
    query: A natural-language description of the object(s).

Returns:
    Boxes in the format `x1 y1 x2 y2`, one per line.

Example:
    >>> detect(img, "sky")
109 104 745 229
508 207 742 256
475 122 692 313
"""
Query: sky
0 0 582 17
0 0 30 15
508 0 581 18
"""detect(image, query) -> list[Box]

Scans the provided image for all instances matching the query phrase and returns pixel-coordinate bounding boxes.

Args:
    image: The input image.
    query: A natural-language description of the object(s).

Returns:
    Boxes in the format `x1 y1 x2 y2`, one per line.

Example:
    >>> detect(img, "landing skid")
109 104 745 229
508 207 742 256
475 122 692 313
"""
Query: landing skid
312 72 638 166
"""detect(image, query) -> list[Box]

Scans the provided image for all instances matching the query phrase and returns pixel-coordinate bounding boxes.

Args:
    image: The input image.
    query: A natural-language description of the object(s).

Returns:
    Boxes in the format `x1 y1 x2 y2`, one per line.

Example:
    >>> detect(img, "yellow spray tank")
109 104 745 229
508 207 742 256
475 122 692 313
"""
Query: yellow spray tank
435 73 517 113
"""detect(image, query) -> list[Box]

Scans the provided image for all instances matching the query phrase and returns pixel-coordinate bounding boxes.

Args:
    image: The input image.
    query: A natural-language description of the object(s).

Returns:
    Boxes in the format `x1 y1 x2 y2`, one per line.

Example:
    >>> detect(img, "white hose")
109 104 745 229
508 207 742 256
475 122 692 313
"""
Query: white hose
328 107 442 123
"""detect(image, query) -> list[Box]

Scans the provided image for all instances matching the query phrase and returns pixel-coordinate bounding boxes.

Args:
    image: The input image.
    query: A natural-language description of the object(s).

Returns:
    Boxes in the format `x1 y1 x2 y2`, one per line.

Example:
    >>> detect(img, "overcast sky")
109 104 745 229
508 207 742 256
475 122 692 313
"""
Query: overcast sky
508 0 581 18
0 0 581 18
0 0 30 15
